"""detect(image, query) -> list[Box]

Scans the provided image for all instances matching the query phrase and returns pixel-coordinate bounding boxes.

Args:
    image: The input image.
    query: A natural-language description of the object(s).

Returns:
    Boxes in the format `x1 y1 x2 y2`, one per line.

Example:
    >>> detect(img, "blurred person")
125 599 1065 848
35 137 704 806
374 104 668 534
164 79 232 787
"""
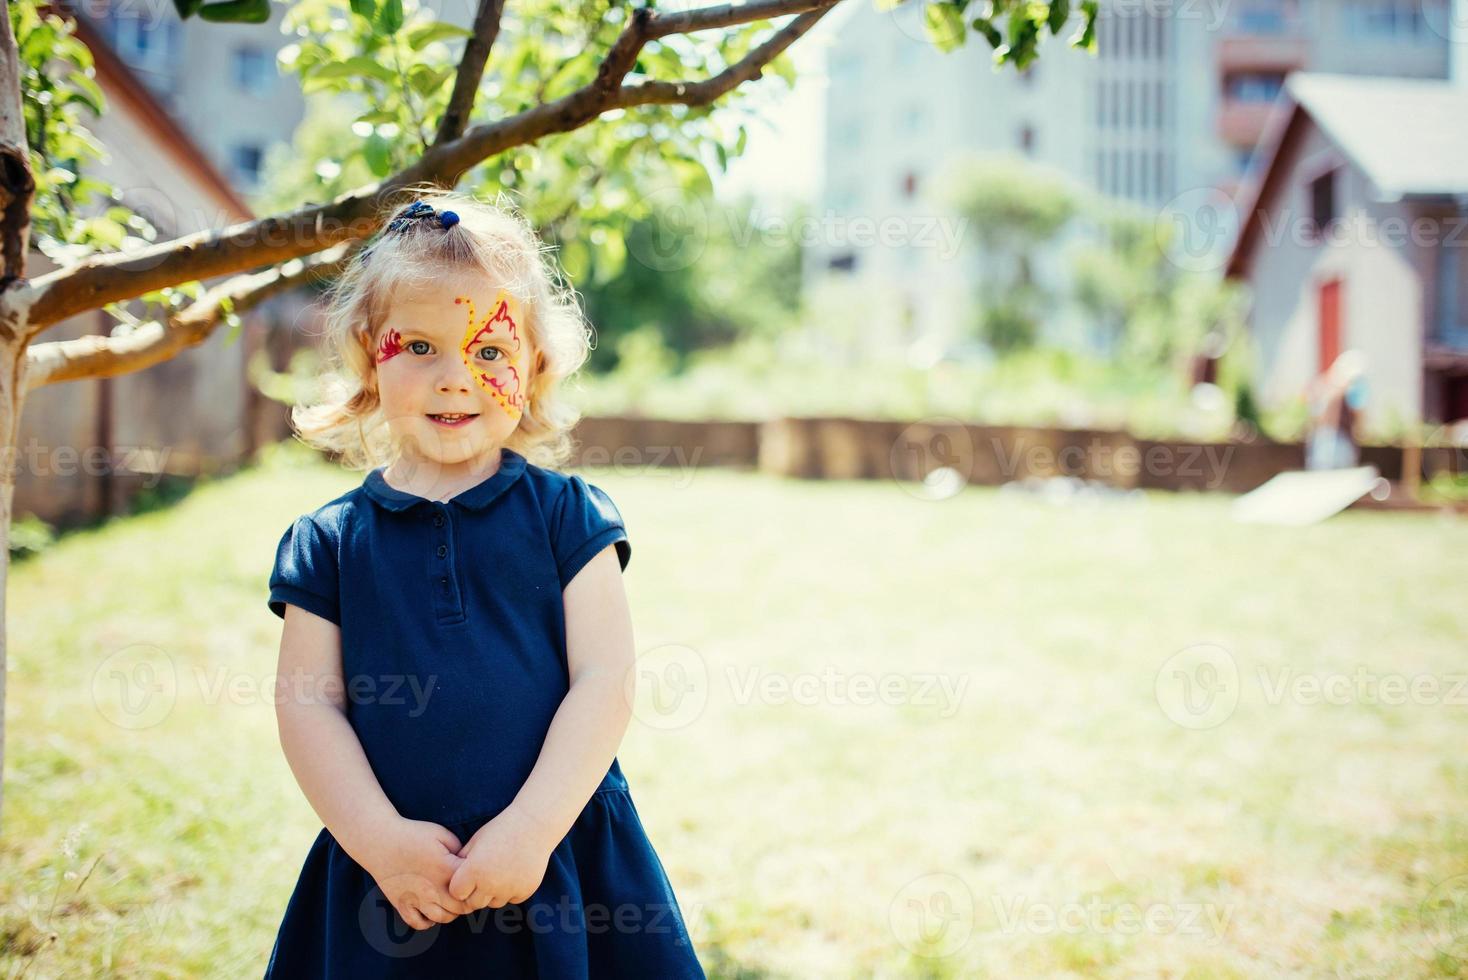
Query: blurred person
1305 349 1368 470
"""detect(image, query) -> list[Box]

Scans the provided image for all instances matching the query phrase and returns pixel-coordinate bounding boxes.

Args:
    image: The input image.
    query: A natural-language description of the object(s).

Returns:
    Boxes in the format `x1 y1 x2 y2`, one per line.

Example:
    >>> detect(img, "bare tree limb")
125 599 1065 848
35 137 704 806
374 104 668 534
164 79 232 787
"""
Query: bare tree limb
433 0 506 146
646 0 838 37
20 0 843 336
621 5 834 109
23 243 353 391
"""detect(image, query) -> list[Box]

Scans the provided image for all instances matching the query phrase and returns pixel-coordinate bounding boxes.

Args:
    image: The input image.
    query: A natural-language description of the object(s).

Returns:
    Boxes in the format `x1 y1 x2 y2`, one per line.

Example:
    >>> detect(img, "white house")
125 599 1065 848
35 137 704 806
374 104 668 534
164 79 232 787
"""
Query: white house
1224 72 1468 428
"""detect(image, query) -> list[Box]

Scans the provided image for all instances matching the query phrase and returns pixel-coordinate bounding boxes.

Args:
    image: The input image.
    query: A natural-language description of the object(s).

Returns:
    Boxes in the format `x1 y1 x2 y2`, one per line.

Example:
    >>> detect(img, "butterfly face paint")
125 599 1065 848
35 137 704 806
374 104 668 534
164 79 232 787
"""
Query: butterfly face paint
454 291 526 420
376 328 407 363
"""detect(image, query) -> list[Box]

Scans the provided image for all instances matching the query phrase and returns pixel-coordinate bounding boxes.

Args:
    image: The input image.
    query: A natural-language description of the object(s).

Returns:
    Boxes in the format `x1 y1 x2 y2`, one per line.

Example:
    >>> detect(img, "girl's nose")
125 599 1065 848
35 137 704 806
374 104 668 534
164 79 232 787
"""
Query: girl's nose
435 365 472 394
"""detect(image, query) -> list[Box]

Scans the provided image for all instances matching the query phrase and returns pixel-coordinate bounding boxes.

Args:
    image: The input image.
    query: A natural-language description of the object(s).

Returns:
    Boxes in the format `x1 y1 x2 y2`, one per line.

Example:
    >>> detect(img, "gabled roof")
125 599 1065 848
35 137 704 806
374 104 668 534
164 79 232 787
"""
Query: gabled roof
1225 72 1468 279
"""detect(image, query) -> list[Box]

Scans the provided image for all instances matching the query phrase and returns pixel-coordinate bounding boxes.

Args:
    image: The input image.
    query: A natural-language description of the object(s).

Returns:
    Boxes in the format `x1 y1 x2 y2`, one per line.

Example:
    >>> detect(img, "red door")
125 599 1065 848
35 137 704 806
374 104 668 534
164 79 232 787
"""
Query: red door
1318 277 1343 374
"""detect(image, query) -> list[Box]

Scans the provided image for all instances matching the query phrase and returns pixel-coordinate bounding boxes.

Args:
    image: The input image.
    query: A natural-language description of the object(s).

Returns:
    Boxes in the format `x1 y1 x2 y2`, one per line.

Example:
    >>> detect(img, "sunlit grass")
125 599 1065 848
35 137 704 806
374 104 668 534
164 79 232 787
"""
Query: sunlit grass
3 443 1467 977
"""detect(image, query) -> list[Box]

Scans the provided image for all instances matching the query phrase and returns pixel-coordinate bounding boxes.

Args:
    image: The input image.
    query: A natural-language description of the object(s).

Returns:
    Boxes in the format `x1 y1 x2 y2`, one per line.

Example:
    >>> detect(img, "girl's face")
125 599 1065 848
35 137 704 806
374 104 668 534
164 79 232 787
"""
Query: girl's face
371 271 533 468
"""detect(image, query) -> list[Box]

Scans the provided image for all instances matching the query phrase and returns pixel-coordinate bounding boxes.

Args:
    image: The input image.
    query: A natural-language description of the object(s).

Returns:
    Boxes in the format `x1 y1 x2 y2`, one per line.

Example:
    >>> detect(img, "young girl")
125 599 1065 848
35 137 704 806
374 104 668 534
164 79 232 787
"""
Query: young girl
264 189 705 977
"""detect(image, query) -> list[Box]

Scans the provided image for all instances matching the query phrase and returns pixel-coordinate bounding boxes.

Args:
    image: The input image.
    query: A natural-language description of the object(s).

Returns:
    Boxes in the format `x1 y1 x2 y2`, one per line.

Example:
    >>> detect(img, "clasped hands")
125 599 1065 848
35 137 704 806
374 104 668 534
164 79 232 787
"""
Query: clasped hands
364 806 557 931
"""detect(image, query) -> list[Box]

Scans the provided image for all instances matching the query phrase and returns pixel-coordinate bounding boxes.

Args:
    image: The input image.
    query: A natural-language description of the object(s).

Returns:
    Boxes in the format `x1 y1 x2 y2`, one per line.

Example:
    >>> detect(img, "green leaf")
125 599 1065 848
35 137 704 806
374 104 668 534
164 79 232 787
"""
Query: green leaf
408 64 454 97
406 21 474 51
65 70 105 116
196 0 272 24
924 2 967 52
1047 0 1071 34
349 0 377 20
308 56 397 85
361 133 393 177
1072 0 1099 53
355 107 400 125
377 0 404 34
78 216 126 249
971 16 1003 49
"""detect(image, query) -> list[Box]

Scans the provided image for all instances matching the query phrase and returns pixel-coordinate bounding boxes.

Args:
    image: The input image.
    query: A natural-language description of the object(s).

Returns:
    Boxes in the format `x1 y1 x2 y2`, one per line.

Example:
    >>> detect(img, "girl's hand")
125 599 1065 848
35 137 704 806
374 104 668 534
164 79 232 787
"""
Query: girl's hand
447 806 556 910
361 817 474 931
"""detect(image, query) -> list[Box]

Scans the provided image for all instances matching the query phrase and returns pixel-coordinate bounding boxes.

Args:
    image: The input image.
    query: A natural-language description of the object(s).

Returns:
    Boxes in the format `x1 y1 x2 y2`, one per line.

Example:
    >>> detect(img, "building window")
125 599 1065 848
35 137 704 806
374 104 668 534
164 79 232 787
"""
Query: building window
1343 0 1433 40
829 252 857 273
1232 1 1291 34
1309 168 1338 240
1225 71 1286 103
104 13 179 91
1018 124 1035 156
231 143 264 187
233 46 274 96
901 170 918 198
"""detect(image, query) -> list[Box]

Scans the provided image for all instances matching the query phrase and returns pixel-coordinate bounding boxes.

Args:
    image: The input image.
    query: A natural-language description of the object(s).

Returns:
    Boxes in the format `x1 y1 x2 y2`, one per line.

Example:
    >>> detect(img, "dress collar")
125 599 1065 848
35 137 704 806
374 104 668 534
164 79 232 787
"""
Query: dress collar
362 447 527 512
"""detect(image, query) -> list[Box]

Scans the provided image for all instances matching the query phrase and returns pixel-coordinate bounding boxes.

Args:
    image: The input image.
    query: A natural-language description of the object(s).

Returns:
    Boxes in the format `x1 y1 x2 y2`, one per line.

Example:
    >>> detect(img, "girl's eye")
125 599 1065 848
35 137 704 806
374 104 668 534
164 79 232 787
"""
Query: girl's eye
477 347 503 362
407 340 431 355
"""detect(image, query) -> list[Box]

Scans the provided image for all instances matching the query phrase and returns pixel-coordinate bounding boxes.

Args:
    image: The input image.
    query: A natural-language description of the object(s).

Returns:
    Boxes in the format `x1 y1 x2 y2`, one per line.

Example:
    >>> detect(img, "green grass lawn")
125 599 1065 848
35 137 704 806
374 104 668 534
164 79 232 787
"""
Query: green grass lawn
4 445 1468 977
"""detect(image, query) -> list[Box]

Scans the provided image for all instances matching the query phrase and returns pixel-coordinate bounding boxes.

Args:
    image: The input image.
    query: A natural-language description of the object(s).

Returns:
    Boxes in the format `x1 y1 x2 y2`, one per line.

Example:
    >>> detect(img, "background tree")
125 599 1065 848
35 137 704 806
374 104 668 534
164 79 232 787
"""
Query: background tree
938 152 1081 352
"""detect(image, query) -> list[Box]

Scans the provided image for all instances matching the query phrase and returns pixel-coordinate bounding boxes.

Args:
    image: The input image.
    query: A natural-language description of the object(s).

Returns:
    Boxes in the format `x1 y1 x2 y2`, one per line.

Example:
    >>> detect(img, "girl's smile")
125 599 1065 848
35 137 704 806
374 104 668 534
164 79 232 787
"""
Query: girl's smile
428 412 480 428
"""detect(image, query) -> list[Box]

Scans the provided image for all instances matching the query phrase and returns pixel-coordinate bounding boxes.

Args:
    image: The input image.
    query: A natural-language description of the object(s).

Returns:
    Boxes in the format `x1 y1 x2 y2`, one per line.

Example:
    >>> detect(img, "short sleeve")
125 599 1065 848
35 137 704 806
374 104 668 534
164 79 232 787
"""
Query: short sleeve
551 475 631 588
268 515 341 626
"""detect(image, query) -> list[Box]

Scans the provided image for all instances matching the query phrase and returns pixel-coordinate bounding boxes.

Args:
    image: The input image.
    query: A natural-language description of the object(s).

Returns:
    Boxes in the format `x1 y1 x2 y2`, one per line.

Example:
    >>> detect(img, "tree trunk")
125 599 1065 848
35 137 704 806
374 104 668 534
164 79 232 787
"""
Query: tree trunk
0 331 25 829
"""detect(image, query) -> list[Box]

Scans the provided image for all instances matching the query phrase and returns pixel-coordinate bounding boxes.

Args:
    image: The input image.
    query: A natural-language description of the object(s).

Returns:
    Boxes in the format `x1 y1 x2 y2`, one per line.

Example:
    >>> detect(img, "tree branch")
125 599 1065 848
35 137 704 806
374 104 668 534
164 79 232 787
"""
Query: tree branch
20 0 843 335
433 0 507 146
23 243 353 391
646 0 839 37
621 4 834 109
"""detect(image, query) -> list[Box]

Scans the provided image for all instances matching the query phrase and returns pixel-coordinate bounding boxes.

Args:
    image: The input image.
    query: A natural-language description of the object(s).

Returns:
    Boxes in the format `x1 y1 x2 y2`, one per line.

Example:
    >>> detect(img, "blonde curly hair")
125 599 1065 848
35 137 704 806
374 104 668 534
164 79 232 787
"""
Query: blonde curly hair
290 185 593 471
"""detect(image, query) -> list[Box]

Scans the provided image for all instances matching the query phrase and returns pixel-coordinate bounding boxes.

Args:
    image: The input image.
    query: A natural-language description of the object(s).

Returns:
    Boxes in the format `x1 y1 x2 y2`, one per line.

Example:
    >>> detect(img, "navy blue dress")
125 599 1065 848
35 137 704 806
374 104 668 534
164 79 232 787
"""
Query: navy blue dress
264 447 705 978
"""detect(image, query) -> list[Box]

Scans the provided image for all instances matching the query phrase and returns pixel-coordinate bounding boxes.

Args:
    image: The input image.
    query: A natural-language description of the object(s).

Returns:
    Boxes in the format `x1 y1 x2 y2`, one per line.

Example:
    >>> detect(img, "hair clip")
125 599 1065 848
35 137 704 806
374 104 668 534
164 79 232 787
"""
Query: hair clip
384 199 461 234
386 200 436 233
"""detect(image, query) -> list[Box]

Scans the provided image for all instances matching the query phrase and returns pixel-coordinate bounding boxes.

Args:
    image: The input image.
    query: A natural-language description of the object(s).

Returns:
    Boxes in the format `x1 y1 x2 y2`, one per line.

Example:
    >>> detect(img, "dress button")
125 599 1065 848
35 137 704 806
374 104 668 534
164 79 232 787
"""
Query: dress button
433 514 444 527
436 544 447 558
440 576 448 586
